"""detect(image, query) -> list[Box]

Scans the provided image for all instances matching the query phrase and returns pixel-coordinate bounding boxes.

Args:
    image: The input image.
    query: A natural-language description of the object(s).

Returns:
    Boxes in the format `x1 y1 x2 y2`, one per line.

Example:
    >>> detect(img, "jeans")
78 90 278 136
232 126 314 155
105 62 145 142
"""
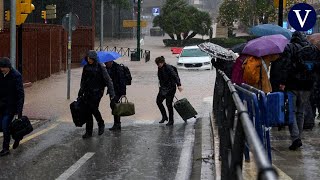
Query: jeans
289 90 311 141
0 114 14 150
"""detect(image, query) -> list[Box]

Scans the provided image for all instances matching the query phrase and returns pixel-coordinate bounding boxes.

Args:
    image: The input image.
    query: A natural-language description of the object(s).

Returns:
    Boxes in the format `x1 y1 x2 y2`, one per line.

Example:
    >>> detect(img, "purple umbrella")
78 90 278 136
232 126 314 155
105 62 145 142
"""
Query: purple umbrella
242 34 289 57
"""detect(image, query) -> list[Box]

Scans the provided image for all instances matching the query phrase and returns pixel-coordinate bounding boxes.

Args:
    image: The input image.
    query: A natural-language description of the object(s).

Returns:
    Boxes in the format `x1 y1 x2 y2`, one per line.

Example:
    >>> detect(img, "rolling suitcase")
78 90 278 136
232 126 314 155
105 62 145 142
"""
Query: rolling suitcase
70 97 89 127
10 116 33 140
174 97 197 121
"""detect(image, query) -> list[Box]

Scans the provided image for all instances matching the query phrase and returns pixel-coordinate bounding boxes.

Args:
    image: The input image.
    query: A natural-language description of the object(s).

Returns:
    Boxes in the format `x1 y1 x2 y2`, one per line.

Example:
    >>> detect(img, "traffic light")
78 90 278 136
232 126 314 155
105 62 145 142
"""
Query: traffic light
41 11 46 19
16 0 35 25
5 11 10 22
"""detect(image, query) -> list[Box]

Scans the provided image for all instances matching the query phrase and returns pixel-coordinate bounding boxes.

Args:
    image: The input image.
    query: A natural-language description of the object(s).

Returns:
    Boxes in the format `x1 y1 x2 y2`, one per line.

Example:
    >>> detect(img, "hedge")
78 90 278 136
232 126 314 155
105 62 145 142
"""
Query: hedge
163 36 258 48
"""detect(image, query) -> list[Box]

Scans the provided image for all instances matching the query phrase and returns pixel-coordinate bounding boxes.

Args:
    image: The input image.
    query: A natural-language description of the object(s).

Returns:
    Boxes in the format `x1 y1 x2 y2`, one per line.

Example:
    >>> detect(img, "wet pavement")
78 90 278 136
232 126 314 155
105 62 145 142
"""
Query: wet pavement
0 120 195 180
270 122 320 180
0 35 215 179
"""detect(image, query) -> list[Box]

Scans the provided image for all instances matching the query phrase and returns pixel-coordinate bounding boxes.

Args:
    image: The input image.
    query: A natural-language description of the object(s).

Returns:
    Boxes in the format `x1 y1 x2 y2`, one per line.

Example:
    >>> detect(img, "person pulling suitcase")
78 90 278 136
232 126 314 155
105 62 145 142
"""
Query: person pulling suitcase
155 56 183 126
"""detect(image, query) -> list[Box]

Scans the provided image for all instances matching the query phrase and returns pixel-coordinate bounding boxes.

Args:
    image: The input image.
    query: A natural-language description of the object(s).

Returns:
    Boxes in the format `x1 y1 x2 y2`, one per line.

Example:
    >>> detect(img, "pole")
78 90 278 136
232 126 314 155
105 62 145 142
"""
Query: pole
10 0 17 69
278 0 283 27
137 0 141 61
0 0 4 30
18 25 22 74
67 12 72 100
100 0 103 51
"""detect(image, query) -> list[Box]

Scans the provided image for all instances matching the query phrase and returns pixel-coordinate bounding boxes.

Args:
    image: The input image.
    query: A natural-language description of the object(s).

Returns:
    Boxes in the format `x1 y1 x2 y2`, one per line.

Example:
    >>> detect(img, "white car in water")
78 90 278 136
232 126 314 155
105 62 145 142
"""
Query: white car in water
176 46 212 70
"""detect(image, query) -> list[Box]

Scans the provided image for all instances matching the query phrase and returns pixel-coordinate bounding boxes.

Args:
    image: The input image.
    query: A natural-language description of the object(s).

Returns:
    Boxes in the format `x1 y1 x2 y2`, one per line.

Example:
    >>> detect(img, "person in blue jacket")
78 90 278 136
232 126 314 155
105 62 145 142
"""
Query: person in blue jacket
0 57 25 156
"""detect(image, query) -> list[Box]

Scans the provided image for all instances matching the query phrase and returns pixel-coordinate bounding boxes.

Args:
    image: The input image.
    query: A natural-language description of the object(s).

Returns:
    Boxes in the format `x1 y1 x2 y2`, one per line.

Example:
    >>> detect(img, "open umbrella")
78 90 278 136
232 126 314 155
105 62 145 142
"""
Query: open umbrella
198 42 237 61
231 43 247 53
81 51 121 65
250 24 292 40
307 33 320 49
242 34 289 57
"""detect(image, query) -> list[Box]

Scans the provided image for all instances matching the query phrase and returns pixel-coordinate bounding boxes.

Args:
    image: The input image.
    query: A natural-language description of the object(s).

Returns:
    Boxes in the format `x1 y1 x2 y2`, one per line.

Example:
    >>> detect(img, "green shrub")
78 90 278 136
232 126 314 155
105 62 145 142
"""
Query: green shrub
163 36 257 48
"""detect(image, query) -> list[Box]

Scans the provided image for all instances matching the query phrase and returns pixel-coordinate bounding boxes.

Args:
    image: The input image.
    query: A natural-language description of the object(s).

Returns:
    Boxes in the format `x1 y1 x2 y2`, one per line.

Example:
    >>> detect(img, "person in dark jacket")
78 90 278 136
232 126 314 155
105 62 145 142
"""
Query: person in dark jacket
0 57 25 156
78 50 115 138
105 61 127 131
270 31 316 150
155 56 182 126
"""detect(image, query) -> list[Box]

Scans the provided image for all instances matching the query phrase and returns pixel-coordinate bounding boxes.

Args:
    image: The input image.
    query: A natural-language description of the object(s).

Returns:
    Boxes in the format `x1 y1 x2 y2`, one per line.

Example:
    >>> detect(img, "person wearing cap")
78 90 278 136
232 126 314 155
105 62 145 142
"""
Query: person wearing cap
78 50 115 138
0 57 25 156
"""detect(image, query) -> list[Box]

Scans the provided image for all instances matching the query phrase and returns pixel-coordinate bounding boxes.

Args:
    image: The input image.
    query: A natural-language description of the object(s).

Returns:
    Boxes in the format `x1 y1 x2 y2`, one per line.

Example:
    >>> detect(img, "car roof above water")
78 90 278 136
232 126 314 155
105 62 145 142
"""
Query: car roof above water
183 45 199 50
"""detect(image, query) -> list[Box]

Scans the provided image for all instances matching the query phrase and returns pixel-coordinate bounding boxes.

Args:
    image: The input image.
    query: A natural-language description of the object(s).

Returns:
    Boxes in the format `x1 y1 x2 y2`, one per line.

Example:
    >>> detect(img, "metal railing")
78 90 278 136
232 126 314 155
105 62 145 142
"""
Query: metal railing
213 70 278 180
95 46 151 62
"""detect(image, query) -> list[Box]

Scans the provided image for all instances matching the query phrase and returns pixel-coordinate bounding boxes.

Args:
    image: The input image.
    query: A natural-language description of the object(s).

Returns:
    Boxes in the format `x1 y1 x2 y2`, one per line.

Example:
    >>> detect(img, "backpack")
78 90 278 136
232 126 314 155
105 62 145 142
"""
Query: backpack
242 56 262 85
120 64 132 85
170 65 179 77
295 45 319 81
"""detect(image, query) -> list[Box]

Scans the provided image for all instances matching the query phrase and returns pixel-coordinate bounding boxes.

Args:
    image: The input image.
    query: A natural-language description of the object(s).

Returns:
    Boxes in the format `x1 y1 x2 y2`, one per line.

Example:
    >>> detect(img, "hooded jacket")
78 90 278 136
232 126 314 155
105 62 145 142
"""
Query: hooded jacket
79 51 115 98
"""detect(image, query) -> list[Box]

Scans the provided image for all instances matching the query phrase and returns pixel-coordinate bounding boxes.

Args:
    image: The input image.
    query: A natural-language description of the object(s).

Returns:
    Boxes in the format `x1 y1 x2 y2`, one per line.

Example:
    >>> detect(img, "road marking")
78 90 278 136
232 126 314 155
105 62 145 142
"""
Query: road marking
56 152 95 180
175 121 195 180
10 123 59 150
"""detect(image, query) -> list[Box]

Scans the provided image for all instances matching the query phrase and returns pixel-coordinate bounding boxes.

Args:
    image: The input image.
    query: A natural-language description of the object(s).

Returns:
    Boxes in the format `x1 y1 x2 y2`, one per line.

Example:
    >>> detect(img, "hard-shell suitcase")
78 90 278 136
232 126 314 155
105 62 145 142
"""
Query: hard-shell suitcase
70 97 89 127
174 97 197 121
267 92 294 127
10 116 33 140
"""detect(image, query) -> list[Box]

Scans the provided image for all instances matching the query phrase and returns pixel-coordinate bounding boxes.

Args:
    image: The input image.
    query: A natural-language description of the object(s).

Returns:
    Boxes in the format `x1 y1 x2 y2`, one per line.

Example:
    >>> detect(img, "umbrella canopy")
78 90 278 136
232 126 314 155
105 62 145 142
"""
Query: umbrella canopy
307 33 320 49
81 51 121 65
231 43 247 53
198 42 237 61
250 24 292 40
242 34 289 57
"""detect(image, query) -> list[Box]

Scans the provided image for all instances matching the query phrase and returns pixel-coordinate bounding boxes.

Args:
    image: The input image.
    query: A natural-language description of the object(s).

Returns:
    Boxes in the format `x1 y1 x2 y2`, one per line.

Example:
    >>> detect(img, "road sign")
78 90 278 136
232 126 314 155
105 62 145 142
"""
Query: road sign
62 13 79 31
46 9 56 14
46 5 56 10
123 20 147 28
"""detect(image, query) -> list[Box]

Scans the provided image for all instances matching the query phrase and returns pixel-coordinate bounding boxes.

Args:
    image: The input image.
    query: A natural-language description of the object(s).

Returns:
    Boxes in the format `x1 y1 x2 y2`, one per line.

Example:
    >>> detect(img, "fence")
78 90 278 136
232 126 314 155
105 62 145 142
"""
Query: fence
213 70 278 180
96 46 151 62
0 24 93 82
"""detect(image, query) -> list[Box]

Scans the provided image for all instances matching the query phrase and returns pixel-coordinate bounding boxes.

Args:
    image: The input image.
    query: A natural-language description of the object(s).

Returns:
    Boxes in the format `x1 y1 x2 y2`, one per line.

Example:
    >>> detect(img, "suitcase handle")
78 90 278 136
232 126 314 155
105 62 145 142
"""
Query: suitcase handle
174 96 179 101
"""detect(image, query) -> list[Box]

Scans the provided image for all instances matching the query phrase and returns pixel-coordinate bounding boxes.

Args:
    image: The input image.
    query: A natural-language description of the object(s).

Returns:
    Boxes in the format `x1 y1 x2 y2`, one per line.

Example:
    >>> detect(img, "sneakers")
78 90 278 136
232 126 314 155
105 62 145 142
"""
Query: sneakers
159 119 168 124
109 124 121 131
98 124 105 135
13 140 20 149
0 149 10 157
82 132 92 139
289 138 302 150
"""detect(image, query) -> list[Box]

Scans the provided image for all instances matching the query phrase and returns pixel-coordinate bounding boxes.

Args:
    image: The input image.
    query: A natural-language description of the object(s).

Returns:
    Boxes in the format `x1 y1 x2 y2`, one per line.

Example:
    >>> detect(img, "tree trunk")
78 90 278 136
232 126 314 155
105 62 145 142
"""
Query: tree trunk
177 33 182 40
183 32 189 40
186 32 197 40
168 33 175 40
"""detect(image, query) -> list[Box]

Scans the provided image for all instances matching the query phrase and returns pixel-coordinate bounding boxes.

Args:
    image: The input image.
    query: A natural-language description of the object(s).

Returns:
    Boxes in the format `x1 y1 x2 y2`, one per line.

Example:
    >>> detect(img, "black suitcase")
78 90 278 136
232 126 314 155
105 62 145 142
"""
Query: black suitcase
10 116 33 140
174 97 197 121
70 97 89 127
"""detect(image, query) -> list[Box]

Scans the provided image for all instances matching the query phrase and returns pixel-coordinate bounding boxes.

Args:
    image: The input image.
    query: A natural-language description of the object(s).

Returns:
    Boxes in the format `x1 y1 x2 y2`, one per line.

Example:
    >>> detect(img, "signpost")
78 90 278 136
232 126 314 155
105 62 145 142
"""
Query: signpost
62 13 79 99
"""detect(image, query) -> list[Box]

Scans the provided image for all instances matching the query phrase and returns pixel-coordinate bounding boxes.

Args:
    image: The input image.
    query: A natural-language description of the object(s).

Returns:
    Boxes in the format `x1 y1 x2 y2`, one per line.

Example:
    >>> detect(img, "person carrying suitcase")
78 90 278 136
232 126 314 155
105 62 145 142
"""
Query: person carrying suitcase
155 56 183 126
0 57 25 156
78 50 115 138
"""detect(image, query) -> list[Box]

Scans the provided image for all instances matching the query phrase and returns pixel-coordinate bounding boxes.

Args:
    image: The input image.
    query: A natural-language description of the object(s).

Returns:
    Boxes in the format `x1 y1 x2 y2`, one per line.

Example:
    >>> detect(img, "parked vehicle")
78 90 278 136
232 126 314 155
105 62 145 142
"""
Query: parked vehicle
177 46 212 70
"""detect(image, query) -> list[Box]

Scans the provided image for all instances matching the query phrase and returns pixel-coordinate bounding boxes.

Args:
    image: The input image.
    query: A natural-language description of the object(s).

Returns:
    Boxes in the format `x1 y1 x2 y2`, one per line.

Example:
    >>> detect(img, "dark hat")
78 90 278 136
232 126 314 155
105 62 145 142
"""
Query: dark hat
0 57 12 68
291 31 306 43
87 50 98 61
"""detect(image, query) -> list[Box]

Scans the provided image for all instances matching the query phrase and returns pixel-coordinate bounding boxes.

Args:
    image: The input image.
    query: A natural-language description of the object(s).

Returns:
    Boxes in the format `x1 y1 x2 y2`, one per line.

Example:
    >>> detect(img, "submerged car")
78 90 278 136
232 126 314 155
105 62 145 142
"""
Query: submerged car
176 46 212 70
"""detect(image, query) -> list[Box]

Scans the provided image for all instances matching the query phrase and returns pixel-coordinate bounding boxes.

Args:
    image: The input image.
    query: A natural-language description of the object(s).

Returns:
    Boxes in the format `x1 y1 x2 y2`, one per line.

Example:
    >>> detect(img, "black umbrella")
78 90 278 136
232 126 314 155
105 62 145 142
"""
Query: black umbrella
231 43 247 53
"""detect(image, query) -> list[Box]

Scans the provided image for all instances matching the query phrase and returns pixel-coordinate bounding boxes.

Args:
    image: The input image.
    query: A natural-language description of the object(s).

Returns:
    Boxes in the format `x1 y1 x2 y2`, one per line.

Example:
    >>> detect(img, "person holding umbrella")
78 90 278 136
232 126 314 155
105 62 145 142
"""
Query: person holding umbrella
78 50 115 138
104 57 127 131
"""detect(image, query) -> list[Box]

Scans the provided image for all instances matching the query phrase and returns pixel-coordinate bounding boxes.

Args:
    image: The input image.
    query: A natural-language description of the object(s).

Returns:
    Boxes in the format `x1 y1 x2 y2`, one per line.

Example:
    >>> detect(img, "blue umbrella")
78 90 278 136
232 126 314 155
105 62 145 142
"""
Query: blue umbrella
81 51 121 65
250 24 292 40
